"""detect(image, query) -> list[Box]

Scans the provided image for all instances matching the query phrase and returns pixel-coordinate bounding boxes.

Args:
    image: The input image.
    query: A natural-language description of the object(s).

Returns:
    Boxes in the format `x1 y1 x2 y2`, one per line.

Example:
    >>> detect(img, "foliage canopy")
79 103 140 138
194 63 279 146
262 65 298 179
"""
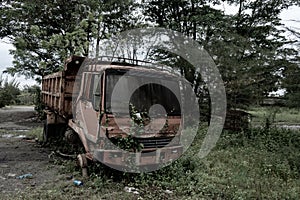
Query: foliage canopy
0 0 299 109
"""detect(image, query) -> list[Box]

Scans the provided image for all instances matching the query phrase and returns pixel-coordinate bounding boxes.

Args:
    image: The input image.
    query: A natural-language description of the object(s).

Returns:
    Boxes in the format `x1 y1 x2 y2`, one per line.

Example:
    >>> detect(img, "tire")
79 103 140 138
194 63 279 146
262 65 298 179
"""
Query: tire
65 128 80 144
43 121 66 144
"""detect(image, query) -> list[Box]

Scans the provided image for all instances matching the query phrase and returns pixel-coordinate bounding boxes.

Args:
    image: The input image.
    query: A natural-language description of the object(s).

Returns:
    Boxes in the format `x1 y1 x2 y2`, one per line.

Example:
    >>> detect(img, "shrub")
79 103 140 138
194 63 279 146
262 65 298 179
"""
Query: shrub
0 74 20 107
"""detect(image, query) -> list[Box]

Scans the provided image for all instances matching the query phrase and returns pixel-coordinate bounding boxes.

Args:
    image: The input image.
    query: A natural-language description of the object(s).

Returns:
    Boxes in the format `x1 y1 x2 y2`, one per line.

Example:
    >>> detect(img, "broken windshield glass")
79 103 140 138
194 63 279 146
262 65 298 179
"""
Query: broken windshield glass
106 71 181 116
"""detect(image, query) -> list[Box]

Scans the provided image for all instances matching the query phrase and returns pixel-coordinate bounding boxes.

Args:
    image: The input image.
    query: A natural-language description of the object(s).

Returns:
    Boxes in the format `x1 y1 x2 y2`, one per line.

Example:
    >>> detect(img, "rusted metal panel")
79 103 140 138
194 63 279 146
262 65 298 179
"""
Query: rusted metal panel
95 145 183 167
42 56 85 118
100 113 181 140
43 56 184 169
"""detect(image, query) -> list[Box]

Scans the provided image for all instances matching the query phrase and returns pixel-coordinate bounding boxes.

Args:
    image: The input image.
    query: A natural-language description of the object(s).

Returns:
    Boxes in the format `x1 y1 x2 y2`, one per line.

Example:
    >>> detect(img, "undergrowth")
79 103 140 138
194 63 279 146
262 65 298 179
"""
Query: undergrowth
79 126 300 199
20 126 300 199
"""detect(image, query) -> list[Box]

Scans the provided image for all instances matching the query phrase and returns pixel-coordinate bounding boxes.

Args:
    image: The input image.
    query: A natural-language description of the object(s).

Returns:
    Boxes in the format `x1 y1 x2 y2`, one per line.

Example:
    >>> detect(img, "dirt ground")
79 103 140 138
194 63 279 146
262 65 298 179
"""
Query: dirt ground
0 106 152 200
0 106 61 197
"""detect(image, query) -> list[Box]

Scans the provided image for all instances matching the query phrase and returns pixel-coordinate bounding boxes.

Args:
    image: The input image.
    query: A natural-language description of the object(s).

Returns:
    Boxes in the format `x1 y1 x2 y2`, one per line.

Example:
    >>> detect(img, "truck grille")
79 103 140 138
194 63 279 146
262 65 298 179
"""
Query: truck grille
137 137 174 149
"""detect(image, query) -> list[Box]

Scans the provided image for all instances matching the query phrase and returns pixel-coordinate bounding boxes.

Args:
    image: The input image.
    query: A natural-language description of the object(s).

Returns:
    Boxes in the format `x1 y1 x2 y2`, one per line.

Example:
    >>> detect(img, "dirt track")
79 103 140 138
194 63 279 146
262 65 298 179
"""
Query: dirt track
0 106 59 197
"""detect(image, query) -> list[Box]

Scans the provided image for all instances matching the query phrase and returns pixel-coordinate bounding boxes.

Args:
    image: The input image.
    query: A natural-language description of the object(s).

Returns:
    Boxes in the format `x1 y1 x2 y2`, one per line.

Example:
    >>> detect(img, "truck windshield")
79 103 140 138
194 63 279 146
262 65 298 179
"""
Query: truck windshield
106 71 181 116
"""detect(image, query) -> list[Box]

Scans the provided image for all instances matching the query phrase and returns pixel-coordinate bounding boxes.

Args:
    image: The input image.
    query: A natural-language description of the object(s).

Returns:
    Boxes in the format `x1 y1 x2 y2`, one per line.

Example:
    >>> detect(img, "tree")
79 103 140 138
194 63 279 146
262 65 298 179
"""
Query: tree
142 0 298 110
283 21 300 108
0 0 95 79
211 0 296 108
0 0 138 80
283 63 300 108
89 0 143 57
1 0 299 112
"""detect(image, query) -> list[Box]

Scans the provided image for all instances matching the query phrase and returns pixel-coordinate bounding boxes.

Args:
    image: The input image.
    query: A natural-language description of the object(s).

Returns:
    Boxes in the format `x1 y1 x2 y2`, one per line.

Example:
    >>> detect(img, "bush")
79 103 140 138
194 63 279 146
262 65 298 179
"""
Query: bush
50 125 300 199
0 74 20 108
17 85 45 118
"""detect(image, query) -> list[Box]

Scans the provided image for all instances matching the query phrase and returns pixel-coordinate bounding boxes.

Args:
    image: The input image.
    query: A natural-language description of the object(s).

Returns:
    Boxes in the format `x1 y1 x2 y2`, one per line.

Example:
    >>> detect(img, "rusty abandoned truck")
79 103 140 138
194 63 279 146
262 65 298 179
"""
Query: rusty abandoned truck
42 56 185 173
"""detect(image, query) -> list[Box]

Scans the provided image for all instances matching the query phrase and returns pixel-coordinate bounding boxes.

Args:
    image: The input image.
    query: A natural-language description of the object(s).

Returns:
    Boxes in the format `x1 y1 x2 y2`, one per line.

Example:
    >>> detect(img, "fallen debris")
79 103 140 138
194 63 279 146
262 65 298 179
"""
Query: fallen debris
73 179 83 186
124 186 139 195
17 173 33 179
7 173 16 178
55 150 77 159
165 189 173 194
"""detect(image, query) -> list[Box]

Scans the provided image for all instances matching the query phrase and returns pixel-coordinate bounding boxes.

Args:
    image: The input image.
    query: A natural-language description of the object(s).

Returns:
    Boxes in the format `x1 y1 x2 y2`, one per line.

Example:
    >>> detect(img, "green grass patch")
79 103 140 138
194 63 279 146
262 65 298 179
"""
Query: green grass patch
0 129 15 135
4 126 300 199
0 127 43 140
248 106 300 126
26 127 43 141
124 127 300 199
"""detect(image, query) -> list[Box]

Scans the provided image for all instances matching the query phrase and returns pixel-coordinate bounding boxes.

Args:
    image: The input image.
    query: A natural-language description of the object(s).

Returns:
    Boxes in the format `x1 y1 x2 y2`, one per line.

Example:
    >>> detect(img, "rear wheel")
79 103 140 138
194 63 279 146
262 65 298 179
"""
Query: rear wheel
43 121 66 144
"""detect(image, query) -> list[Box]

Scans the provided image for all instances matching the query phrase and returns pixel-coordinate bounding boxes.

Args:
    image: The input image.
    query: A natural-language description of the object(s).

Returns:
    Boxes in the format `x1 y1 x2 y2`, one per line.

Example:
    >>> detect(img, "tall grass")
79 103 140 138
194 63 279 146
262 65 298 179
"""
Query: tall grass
248 106 300 125
123 127 300 199
10 126 300 200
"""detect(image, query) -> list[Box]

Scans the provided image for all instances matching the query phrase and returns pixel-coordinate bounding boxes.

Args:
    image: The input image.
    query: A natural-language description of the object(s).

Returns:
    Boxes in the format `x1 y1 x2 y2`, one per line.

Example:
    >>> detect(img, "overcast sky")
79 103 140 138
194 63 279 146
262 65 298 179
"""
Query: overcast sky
0 5 299 88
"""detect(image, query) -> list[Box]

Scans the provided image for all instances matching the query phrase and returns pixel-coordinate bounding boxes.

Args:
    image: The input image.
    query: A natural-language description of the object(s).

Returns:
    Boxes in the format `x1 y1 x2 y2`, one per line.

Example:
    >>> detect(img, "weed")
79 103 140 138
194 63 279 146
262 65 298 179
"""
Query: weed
249 106 300 125
26 127 43 141
7 123 300 199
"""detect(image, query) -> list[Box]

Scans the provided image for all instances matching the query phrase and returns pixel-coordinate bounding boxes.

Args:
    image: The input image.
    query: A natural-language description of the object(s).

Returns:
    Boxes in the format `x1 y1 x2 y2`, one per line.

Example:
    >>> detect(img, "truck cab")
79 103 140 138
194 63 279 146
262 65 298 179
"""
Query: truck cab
42 56 184 173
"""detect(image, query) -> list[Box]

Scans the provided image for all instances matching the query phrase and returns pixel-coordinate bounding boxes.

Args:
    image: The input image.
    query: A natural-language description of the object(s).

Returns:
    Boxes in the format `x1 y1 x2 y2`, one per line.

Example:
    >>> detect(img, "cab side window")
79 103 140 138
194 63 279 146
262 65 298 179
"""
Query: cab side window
82 73 102 111
82 73 92 100
90 74 101 111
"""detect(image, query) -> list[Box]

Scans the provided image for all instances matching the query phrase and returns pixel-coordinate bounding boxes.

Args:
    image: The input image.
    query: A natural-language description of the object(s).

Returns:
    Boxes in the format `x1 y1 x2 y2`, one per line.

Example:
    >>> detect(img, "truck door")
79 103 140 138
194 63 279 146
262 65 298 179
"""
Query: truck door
76 72 102 143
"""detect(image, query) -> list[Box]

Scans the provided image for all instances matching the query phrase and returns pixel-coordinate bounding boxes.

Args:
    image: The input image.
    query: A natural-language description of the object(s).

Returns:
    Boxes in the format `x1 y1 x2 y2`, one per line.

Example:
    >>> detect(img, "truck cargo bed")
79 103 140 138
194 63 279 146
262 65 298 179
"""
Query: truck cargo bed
41 56 85 118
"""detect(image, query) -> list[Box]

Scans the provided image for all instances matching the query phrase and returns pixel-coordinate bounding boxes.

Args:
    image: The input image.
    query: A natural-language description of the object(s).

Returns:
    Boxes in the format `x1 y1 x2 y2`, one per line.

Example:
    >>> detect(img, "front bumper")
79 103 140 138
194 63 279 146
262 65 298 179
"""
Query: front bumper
94 145 183 167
